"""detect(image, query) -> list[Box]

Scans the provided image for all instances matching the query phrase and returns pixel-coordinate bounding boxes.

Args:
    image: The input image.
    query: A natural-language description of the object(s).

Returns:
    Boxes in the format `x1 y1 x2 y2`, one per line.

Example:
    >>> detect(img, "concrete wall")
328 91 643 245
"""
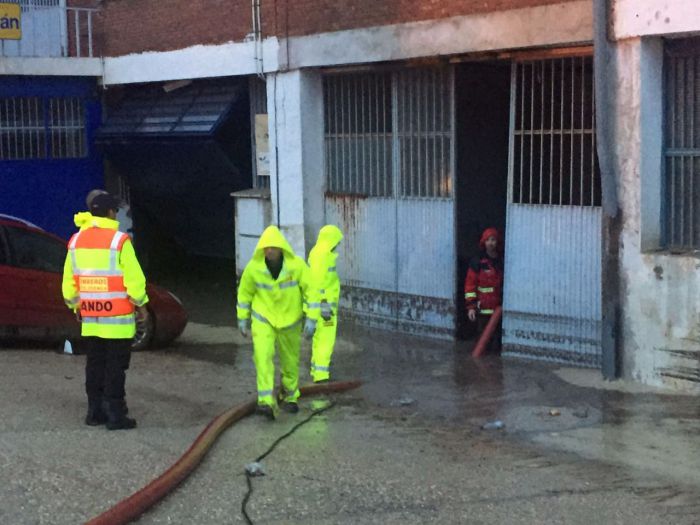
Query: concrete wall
266 69 324 257
99 0 583 56
612 0 700 40
100 1 592 86
612 38 700 390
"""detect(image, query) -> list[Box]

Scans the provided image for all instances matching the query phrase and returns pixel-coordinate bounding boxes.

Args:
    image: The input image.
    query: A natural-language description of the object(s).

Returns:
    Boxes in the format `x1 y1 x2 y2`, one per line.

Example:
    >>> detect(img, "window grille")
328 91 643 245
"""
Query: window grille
397 68 453 198
49 97 86 158
324 67 453 198
0 96 87 160
324 72 394 197
0 97 46 160
665 39 700 250
512 57 600 207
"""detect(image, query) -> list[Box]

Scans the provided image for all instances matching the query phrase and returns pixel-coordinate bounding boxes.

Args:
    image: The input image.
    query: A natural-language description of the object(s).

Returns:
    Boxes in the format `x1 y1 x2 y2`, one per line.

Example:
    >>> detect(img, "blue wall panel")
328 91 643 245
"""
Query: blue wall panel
0 76 103 240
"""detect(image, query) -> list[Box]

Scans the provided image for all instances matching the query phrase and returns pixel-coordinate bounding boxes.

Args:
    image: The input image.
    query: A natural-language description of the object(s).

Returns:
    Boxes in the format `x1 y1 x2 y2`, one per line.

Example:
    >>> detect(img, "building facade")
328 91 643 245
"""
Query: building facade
3 0 699 389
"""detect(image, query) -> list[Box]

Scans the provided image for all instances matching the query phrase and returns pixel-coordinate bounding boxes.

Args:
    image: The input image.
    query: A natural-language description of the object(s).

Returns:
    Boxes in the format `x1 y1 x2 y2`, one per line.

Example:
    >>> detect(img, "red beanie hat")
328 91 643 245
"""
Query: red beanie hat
479 228 501 250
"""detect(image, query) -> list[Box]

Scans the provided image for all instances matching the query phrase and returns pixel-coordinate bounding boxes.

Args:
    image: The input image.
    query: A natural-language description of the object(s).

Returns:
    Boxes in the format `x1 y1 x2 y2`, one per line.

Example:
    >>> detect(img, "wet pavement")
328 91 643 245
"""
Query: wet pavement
1 319 700 524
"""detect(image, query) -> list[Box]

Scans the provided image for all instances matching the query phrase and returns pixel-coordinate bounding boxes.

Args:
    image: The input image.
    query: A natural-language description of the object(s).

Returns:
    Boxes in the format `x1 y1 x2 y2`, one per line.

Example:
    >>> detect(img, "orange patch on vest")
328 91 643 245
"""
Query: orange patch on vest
79 276 109 292
81 301 114 313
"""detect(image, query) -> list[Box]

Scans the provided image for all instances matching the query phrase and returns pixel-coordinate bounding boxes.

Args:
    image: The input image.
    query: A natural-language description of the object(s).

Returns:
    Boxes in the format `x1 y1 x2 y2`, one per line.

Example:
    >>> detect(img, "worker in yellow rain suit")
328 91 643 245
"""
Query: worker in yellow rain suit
236 226 318 419
62 193 149 430
308 225 344 383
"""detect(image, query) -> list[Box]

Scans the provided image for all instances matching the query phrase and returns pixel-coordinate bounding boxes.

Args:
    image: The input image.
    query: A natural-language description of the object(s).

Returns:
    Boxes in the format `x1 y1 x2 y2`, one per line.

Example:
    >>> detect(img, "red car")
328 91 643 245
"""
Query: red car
0 214 187 351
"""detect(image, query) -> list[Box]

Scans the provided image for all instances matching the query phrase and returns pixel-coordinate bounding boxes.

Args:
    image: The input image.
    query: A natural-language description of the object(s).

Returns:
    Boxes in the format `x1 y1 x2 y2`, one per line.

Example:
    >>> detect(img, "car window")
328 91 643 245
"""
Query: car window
5 226 67 273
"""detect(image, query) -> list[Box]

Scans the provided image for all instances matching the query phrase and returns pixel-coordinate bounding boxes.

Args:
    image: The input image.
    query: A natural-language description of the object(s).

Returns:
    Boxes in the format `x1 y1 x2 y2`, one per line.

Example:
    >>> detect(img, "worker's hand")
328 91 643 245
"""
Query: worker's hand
136 306 149 323
303 318 317 340
468 309 477 322
320 300 333 322
238 319 250 338
75 309 82 323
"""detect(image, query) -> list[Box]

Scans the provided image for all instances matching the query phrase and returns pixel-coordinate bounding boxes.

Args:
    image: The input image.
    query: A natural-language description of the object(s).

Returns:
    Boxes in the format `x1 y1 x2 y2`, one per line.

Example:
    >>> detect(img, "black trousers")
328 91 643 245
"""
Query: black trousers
84 337 132 402
477 314 502 354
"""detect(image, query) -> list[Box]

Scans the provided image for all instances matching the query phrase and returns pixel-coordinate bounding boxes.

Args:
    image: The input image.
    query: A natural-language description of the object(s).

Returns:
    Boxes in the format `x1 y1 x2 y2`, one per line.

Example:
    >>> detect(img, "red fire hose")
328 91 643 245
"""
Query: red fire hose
471 306 502 358
84 380 362 525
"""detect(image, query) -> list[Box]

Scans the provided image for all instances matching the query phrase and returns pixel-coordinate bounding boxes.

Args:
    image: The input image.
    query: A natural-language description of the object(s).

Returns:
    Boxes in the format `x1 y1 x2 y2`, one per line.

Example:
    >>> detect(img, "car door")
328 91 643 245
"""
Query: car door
4 224 73 329
0 226 22 327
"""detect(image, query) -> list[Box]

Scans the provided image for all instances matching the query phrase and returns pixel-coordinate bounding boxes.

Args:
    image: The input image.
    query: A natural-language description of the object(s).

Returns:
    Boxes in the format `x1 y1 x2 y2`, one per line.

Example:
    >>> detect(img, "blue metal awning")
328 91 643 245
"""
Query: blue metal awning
97 79 241 141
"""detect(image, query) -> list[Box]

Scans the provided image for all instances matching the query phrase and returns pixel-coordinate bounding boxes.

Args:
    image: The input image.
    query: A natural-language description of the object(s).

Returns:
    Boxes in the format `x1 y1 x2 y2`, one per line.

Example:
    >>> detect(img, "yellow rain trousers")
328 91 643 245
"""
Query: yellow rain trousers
308 225 344 382
236 226 318 409
62 213 148 340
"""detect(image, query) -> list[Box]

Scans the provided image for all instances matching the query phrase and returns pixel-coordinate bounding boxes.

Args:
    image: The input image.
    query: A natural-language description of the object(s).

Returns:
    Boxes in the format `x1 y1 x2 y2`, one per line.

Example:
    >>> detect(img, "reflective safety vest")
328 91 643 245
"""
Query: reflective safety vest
68 228 135 317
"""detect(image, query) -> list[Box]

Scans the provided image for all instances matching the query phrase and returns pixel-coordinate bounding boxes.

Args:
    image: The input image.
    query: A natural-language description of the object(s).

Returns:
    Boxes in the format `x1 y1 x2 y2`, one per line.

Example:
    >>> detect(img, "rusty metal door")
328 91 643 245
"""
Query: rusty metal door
323 67 455 337
502 57 603 367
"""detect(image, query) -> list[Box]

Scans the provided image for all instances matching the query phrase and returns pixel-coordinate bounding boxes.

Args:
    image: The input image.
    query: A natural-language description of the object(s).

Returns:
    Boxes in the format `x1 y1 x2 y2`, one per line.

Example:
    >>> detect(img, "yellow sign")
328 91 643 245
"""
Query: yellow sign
0 3 21 40
79 277 109 293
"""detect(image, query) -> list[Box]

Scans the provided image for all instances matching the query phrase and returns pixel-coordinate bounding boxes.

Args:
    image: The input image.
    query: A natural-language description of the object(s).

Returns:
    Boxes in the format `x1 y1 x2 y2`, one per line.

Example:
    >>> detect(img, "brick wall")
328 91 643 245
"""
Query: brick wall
102 0 583 56
101 0 252 56
264 0 582 38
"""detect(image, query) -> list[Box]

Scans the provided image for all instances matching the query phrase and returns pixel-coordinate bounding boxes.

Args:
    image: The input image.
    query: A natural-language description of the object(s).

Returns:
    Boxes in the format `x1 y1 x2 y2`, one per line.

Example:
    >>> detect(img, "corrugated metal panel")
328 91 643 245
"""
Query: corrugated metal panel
325 196 397 292
397 199 453 299
323 66 455 337
97 81 241 139
397 199 455 332
502 204 602 367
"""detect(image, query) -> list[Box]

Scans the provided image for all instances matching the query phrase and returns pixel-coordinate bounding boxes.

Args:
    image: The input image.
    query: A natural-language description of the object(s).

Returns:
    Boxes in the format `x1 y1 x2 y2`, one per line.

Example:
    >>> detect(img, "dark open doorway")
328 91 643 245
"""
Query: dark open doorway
455 62 511 339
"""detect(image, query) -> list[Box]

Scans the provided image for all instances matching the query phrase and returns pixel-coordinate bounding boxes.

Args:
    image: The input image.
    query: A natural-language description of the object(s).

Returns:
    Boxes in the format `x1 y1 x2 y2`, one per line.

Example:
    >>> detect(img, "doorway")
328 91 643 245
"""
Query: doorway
455 62 511 339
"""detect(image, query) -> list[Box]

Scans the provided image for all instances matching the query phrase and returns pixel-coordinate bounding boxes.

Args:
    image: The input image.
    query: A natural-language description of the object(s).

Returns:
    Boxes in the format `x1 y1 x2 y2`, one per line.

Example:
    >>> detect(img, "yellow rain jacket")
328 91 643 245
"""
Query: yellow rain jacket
237 226 318 327
62 213 148 339
308 225 344 306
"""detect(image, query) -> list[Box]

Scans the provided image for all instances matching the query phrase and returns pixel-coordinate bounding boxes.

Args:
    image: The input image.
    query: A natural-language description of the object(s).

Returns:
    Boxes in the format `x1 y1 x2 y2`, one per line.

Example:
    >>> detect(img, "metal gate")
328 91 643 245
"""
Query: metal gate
323 67 455 337
503 56 602 367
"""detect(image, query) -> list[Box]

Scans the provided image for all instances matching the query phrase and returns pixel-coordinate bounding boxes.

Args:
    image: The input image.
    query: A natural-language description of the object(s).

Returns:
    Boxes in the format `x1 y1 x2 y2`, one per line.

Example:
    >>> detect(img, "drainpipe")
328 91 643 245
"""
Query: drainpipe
594 0 621 379
251 0 264 78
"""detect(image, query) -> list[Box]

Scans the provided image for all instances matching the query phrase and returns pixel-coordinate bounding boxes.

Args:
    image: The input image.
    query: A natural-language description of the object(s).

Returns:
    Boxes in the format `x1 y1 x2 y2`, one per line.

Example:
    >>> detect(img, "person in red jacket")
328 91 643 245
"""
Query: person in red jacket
464 228 504 353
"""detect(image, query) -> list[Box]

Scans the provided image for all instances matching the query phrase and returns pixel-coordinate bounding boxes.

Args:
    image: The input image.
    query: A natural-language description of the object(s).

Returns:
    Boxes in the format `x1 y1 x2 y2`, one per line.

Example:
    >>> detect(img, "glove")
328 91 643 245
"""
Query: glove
238 319 250 338
303 318 317 340
320 301 333 321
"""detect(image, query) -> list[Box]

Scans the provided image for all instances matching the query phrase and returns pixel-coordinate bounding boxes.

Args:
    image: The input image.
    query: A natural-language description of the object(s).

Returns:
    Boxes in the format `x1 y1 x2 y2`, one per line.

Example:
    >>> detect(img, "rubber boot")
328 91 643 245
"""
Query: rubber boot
85 397 108 426
281 401 299 414
255 404 276 420
105 399 137 430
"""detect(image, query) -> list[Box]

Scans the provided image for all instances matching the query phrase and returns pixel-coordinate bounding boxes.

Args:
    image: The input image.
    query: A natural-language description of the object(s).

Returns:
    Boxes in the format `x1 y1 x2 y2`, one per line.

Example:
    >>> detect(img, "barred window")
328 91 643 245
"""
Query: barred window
49 97 87 159
324 72 394 197
0 96 87 160
324 68 453 199
0 97 46 160
397 68 453 198
665 39 700 250
512 57 600 207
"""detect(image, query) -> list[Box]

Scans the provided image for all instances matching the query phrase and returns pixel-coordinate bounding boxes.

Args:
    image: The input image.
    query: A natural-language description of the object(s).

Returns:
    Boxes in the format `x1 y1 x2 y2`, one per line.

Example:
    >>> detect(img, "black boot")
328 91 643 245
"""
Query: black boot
105 399 137 430
255 404 276 420
85 397 108 426
281 401 299 414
